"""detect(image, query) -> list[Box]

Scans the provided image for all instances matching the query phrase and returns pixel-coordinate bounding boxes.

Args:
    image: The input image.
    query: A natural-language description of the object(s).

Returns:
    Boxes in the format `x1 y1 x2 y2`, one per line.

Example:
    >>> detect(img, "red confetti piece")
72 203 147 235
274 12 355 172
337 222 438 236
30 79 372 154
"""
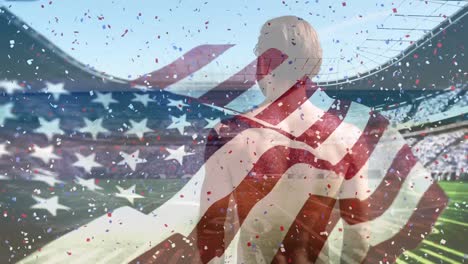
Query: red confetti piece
342 2 346 6
280 226 284 231
392 8 397 13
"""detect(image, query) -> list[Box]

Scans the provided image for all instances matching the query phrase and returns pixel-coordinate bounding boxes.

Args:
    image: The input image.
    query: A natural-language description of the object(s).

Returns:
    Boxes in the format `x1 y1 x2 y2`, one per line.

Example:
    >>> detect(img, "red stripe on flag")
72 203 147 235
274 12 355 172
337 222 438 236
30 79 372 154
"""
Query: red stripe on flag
339 144 417 225
217 99 351 151
338 113 389 179
254 77 318 125
296 100 351 148
132 44 234 88
272 195 338 263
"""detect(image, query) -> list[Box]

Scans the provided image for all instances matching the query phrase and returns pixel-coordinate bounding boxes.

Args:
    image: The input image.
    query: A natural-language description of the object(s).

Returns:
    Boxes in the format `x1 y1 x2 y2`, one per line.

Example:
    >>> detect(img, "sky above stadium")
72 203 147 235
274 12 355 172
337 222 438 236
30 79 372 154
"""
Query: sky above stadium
2 0 466 82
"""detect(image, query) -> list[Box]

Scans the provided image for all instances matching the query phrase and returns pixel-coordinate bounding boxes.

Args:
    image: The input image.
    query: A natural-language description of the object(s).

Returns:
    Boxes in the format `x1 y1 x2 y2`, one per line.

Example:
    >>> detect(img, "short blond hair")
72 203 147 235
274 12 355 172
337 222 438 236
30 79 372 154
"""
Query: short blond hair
254 16 322 78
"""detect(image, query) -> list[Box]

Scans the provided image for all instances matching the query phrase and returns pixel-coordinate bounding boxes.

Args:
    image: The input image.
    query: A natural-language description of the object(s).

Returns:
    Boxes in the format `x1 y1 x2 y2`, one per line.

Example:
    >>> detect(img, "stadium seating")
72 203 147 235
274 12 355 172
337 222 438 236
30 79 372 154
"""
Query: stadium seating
448 91 468 110
380 104 412 125
411 89 461 123
377 84 466 125
411 129 465 166
428 138 467 180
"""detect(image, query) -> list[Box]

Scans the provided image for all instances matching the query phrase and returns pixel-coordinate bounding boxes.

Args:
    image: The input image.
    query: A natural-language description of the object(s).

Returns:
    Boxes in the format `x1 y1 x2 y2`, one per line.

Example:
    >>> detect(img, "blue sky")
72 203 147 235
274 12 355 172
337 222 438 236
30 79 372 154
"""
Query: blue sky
2 0 465 82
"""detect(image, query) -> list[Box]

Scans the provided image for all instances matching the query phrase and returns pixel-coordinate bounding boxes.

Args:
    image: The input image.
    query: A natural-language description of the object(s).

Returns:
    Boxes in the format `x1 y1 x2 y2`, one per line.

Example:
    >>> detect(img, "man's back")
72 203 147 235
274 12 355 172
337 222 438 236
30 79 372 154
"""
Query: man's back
199 85 372 263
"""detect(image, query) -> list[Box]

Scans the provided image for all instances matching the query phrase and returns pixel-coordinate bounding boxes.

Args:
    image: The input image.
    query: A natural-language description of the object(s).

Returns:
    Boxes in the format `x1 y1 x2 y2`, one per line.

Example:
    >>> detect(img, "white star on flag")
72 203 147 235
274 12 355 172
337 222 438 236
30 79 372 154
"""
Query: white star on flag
125 118 153 138
167 114 191 135
115 185 144 205
0 80 22 94
92 92 118 109
164 145 194 165
30 195 70 217
30 168 64 187
79 118 110 139
118 150 147 171
0 143 10 157
74 176 103 191
72 153 103 174
167 99 189 111
29 144 61 164
132 94 156 107
0 103 15 126
43 82 68 101
204 117 221 129
34 117 65 141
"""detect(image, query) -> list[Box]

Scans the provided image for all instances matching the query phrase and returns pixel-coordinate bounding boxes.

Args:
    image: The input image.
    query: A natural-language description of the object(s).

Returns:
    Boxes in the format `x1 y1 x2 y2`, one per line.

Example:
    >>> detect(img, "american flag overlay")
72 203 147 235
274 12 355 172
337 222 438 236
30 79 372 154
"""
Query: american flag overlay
0 4 466 264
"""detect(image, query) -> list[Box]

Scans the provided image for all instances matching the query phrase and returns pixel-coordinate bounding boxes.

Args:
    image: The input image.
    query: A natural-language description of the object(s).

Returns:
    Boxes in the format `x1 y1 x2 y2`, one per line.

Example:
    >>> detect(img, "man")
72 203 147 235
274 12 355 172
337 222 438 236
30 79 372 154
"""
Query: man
132 16 445 264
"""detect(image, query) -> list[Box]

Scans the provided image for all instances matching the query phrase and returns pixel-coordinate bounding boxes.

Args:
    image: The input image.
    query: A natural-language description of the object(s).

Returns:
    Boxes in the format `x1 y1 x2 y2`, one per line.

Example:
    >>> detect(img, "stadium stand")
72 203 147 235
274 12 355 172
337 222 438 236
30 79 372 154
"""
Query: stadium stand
411 129 465 166
448 90 468 110
411 89 462 123
428 139 467 181
380 104 412 125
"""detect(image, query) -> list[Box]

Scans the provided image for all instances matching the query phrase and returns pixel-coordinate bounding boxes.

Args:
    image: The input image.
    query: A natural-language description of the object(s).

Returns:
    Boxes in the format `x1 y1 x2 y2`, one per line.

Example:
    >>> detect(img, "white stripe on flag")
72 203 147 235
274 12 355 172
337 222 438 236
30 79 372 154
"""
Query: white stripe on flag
313 102 369 165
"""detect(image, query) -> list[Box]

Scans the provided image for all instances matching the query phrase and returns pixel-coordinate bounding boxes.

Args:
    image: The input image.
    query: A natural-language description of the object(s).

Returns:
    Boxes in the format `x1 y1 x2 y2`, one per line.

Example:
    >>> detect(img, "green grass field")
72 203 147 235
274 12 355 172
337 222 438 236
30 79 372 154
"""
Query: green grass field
0 179 467 263
396 181 468 264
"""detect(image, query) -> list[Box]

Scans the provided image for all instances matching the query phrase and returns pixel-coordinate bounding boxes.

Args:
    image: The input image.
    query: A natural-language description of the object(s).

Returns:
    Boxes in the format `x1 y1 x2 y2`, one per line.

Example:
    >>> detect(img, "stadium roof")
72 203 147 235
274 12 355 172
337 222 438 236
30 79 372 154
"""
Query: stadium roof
316 0 467 84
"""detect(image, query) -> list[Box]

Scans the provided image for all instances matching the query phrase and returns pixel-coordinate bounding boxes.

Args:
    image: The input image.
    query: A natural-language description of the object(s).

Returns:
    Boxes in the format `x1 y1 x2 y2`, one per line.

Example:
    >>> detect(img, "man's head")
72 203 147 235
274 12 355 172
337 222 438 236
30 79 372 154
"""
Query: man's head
254 16 322 100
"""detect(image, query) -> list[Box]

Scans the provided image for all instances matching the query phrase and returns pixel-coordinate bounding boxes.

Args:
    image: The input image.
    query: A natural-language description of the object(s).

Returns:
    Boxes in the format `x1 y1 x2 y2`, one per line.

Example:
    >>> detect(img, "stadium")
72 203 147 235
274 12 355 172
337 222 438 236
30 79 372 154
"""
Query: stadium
0 2 466 264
